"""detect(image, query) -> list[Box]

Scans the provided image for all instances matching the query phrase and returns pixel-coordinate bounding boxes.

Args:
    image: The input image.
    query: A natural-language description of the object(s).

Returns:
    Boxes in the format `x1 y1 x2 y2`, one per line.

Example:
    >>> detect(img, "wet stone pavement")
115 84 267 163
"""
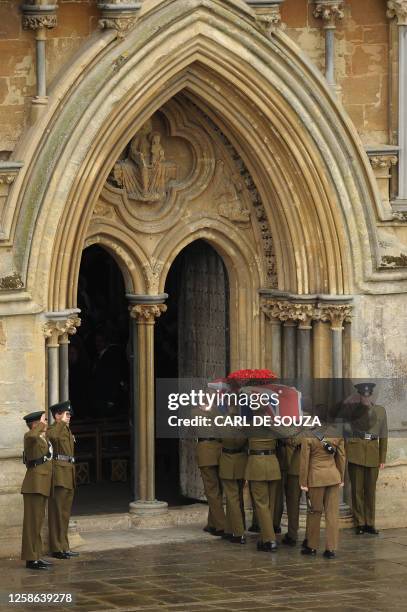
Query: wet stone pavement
1 528 407 612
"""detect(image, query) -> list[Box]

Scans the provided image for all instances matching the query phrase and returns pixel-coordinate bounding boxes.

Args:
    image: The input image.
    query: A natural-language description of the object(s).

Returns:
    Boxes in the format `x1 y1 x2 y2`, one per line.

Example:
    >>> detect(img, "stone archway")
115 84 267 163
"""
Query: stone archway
1 0 390 515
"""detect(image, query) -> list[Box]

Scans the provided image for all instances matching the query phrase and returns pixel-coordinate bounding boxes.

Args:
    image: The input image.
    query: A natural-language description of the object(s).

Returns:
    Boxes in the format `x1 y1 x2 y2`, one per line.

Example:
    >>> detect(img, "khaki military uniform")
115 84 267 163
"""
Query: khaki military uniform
273 439 287 531
300 436 345 551
21 424 53 561
346 404 387 528
284 436 303 541
47 422 76 553
219 436 247 537
196 439 225 531
245 437 281 543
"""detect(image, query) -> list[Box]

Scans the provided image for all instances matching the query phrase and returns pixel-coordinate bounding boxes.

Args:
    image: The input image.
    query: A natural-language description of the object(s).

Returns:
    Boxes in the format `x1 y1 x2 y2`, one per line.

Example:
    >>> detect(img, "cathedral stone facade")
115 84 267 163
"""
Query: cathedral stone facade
0 0 407 555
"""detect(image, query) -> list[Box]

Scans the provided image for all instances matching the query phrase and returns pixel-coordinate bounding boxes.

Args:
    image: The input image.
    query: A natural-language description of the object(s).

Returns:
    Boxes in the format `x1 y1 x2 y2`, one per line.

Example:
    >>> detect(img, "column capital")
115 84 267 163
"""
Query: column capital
97 1 142 38
313 1 344 29
316 303 353 330
247 1 285 36
21 2 58 31
369 154 398 170
129 303 167 323
43 310 81 345
387 0 407 26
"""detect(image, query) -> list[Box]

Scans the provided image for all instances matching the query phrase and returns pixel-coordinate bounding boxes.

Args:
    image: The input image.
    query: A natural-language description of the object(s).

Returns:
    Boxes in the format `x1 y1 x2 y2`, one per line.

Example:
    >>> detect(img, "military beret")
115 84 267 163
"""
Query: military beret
23 411 45 424
354 383 376 396
49 400 73 417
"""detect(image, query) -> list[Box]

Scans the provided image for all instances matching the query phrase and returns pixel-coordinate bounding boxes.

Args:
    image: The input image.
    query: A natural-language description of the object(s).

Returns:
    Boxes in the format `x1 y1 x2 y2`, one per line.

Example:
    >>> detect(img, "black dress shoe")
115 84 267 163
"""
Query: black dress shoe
365 525 379 535
51 551 70 559
221 532 233 540
301 546 317 556
38 558 53 566
203 525 213 533
230 535 246 544
355 526 365 535
323 550 336 559
282 534 297 546
208 530 224 537
26 561 50 570
274 526 282 534
257 540 278 552
248 524 261 533
63 550 80 557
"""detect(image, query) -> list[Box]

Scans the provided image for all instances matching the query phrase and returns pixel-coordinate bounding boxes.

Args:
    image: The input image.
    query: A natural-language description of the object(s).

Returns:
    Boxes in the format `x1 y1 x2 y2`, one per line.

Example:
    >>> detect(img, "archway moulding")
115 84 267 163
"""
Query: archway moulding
0 0 402 317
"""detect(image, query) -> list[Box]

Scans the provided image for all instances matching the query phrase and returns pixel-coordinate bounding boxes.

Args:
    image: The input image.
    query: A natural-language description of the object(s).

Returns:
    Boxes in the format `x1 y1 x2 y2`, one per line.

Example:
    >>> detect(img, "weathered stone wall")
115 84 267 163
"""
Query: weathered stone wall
0 314 44 555
0 0 393 155
0 0 98 154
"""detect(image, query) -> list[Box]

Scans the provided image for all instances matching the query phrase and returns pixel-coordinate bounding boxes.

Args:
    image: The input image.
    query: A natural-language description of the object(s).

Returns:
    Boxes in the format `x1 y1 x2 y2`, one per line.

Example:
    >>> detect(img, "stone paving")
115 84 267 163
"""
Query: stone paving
1 528 407 612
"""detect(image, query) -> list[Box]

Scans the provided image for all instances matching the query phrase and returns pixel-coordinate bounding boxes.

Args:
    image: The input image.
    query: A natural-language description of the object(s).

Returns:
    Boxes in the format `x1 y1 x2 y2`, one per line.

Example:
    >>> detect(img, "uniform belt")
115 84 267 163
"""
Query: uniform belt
222 447 246 454
356 431 377 441
56 454 75 463
24 455 51 468
249 449 276 456
198 438 217 442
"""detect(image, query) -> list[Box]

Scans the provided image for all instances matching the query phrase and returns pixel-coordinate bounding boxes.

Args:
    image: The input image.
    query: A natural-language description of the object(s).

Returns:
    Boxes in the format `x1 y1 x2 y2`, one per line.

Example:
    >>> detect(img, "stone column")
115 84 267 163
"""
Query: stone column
127 294 168 516
282 318 297 380
318 301 353 379
21 2 58 120
246 1 285 37
387 1 407 202
367 149 399 219
58 315 81 402
43 311 80 418
313 1 344 93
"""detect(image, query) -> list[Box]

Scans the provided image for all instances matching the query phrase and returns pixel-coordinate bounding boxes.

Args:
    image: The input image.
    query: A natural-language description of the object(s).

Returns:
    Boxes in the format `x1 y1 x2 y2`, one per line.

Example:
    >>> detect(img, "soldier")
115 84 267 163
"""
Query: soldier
47 400 78 559
345 383 387 535
246 434 281 552
281 435 303 546
300 428 346 558
21 411 53 570
219 435 248 543
273 438 287 535
196 437 226 536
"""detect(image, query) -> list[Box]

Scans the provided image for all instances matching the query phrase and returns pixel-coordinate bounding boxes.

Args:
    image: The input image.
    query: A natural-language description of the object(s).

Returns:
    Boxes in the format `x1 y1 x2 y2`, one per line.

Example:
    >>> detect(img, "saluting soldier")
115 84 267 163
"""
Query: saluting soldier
21 411 53 570
300 428 346 558
246 434 281 552
345 383 387 535
47 400 78 559
196 437 226 536
219 434 248 543
281 435 303 546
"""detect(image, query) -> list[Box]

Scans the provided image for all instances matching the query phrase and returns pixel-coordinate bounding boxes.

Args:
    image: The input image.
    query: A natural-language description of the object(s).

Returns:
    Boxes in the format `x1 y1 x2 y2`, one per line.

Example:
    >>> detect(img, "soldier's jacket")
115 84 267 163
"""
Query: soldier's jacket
47 422 76 489
21 424 52 497
196 439 222 468
300 436 345 488
245 438 281 482
285 436 303 476
345 404 387 467
219 436 247 480
276 439 288 471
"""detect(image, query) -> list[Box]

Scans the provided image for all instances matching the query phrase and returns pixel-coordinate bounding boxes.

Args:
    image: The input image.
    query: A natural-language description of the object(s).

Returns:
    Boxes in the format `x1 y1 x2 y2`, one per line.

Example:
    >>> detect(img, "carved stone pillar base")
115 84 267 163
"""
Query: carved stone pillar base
129 500 169 516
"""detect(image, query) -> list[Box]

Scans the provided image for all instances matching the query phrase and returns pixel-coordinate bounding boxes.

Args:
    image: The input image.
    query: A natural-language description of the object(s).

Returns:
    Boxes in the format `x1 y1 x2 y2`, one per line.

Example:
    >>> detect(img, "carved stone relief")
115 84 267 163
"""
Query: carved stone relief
92 94 277 287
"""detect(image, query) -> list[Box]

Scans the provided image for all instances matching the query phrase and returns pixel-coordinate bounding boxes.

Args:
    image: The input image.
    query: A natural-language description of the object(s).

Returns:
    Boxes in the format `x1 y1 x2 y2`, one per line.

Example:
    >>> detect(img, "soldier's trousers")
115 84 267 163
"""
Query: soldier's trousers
348 463 379 527
273 470 287 529
48 486 74 552
306 485 340 551
21 493 47 561
250 480 279 543
222 479 245 537
285 474 301 541
200 466 226 531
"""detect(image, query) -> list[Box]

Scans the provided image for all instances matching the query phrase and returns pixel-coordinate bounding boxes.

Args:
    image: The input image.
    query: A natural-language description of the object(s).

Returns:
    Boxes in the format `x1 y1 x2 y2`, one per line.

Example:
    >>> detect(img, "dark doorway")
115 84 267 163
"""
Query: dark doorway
70 245 132 515
155 239 230 503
